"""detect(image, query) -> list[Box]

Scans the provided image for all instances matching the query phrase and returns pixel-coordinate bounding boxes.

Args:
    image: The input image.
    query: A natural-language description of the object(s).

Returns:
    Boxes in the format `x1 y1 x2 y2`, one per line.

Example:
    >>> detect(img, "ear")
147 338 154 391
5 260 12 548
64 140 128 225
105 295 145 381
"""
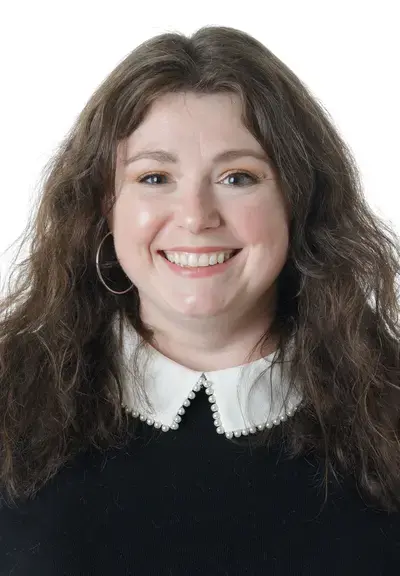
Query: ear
101 198 113 231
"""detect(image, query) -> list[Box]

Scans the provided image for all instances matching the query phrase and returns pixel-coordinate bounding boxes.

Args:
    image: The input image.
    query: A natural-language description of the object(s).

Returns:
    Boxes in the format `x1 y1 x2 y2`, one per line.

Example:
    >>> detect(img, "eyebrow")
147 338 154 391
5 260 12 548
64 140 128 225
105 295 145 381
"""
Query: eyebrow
124 148 271 166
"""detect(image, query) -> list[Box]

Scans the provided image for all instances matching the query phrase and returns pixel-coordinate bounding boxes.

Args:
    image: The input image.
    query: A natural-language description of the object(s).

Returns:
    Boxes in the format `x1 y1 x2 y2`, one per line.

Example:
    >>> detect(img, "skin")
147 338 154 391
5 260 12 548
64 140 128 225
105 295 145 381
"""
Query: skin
106 92 290 371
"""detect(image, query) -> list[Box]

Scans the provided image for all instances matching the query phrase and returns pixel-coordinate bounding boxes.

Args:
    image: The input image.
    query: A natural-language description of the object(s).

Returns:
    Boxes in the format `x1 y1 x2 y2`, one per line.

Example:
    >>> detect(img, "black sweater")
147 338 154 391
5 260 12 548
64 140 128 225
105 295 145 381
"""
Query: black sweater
1 386 400 576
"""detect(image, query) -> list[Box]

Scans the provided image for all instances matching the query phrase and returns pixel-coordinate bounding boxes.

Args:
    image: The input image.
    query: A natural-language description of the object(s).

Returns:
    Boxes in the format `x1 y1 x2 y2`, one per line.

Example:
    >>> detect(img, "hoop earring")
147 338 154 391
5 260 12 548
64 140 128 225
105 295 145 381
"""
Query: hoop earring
95 231 134 295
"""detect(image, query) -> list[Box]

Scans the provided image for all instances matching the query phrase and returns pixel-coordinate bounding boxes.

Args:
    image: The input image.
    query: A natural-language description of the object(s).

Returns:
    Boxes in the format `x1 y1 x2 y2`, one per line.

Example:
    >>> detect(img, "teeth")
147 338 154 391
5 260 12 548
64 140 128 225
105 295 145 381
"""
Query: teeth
163 250 236 267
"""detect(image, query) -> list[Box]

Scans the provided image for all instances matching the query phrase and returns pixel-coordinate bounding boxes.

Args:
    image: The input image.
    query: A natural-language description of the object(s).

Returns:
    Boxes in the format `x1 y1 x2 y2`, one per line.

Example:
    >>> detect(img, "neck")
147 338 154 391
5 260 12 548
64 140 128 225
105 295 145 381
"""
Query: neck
139 296 279 372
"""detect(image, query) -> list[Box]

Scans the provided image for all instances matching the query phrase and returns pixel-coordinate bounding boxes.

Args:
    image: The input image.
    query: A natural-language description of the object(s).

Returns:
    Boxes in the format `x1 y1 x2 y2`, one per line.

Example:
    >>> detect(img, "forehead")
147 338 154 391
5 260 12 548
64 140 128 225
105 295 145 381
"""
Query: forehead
120 91 260 157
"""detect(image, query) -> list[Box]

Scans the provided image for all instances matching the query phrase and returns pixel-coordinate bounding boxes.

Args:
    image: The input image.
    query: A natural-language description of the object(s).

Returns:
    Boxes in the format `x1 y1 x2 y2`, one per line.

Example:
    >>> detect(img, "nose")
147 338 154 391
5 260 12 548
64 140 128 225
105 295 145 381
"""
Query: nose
176 185 221 233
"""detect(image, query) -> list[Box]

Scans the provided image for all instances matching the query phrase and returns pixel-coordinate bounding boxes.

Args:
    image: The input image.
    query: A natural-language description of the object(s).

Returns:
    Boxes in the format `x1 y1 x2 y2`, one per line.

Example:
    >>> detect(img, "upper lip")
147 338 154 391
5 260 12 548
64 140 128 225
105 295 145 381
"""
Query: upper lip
160 247 241 253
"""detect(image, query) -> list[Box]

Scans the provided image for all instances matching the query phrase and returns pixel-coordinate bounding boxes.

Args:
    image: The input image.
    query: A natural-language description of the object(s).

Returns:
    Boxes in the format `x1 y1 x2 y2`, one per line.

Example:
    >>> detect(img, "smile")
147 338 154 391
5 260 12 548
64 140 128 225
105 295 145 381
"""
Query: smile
161 249 241 268
158 249 242 278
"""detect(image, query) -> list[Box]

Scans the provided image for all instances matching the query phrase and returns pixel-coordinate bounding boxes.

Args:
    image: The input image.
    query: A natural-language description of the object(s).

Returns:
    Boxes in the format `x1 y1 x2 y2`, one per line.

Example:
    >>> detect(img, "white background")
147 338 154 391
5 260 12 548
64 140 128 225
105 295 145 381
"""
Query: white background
0 0 399 294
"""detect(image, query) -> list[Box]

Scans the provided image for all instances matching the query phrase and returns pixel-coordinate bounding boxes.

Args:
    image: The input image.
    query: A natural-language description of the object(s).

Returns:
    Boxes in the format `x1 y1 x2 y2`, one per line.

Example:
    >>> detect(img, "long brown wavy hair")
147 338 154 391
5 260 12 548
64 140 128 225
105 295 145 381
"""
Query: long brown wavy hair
1 25 400 512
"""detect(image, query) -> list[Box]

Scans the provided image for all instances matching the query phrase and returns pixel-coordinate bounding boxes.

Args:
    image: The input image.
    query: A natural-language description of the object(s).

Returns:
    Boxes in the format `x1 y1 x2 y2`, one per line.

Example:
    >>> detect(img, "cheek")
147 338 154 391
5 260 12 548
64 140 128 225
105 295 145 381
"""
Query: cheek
236 202 289 247
114 197 163 247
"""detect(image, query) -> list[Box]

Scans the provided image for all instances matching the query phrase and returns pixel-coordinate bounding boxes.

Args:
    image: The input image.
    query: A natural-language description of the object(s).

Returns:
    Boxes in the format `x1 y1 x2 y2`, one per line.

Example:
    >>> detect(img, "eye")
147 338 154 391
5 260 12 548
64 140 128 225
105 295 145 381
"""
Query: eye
220 171 261 186
137 170 262 186
138 173 168 185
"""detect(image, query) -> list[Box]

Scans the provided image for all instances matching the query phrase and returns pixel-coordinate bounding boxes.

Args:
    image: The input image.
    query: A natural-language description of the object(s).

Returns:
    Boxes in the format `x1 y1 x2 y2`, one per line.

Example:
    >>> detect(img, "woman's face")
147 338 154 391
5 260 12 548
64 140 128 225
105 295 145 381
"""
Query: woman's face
109 92 290 324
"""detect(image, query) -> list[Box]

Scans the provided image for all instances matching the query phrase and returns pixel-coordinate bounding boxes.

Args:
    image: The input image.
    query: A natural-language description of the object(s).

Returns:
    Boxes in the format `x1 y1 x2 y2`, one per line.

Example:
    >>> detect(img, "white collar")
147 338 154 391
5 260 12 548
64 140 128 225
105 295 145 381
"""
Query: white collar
115 315 303 439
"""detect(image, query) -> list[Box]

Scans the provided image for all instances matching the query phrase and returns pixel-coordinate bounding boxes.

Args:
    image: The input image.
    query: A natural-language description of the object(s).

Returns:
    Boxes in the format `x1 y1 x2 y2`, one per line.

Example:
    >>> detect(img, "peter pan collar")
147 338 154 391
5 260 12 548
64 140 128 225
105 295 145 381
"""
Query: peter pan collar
115 315 303 439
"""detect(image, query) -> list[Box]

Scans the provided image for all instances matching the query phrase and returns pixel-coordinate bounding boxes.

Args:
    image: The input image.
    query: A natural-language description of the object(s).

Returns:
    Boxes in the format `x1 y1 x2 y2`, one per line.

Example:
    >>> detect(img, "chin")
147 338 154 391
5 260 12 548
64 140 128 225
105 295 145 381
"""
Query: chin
170 303 228 318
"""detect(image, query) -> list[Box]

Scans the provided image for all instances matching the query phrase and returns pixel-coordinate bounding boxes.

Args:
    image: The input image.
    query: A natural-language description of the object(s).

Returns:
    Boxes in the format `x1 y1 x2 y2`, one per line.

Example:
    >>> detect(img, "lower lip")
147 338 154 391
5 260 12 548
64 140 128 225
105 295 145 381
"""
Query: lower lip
159 250 241 278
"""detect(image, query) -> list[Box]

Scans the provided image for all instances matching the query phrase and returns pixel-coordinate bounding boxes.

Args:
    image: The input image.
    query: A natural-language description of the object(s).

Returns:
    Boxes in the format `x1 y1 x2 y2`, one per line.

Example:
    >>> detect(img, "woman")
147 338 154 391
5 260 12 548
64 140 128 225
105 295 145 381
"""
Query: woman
1 24 400 575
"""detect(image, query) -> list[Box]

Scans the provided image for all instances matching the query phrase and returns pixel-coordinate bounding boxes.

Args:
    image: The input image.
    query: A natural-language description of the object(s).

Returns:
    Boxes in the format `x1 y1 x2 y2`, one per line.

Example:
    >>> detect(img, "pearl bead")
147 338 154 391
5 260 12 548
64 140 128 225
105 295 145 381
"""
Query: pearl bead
122 373 302 439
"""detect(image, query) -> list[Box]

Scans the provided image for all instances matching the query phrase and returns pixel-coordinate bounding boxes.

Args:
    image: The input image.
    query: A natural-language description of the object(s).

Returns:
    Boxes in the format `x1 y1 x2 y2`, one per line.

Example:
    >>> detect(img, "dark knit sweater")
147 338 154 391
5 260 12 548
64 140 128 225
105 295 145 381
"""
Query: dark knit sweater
1 386 399 576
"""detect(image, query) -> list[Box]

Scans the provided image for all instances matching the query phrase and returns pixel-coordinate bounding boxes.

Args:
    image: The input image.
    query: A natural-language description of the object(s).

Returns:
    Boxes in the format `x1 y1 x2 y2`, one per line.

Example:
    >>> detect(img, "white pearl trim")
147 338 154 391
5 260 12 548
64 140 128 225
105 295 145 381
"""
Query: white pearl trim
122 373 301 439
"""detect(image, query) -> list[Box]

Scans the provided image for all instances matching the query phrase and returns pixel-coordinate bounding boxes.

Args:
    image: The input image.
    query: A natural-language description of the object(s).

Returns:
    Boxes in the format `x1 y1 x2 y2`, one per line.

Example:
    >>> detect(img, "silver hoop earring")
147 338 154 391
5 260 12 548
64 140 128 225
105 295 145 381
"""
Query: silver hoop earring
95 231 134 295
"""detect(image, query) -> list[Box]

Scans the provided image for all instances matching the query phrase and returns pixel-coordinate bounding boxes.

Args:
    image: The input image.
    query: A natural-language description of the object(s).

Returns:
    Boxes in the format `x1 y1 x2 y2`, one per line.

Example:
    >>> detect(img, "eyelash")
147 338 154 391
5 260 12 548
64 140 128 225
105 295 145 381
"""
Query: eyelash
137 170 262 187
